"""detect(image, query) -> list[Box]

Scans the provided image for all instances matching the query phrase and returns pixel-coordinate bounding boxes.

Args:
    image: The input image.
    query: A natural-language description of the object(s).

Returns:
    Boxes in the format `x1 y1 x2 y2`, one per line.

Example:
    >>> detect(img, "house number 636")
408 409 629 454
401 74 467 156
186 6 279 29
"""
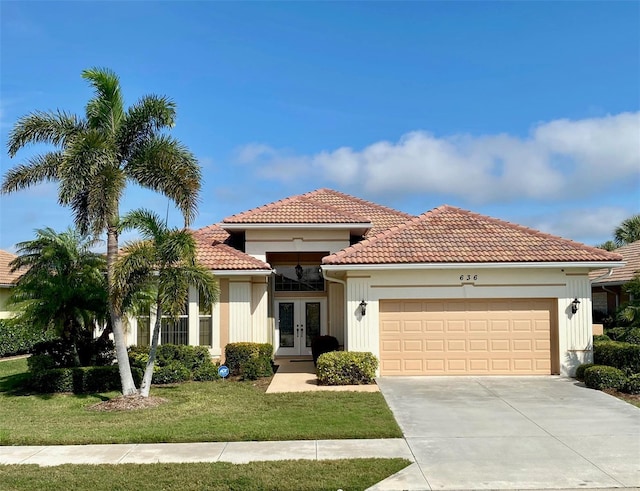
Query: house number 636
460 274 478 281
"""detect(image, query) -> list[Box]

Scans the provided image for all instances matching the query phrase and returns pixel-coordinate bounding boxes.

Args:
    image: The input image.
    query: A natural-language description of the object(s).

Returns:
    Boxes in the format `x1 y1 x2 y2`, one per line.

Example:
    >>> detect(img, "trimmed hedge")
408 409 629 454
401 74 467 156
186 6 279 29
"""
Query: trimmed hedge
583 365 627 391
593 334 611 343
31 337 115 368
593 340 640 375
575 363 596 381
311 335 340 366
625 373 640 395
29 366 143 394
225 342 273 378
193 361 221 381
0 320 56 358
128 344 215 383
316 351 378 385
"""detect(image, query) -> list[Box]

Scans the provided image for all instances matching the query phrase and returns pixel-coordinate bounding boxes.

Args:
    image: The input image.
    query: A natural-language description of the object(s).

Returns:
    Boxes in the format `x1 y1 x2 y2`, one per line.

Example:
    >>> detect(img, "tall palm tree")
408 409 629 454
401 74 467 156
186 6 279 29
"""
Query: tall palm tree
8 228 108 366
2 68 201 395
614 214 640 246
114 209 218 397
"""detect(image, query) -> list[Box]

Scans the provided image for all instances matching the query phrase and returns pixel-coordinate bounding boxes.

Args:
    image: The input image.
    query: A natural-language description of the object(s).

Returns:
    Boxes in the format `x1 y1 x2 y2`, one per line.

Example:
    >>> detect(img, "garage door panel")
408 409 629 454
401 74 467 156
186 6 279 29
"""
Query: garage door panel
380 299 553 376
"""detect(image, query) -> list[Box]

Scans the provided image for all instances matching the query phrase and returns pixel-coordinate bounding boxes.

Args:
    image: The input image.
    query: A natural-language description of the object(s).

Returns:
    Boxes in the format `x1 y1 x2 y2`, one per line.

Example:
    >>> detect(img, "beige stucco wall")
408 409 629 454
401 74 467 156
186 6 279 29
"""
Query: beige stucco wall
244 228 351 262
340 266 593 377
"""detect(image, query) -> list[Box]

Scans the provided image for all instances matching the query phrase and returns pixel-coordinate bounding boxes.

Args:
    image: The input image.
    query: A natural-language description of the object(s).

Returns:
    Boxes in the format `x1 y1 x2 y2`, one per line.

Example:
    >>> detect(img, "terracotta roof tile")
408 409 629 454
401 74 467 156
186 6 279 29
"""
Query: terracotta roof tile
222 188 412 237
0 250 22 285
590 240 640 284
191 225 270 271
323 205 624 265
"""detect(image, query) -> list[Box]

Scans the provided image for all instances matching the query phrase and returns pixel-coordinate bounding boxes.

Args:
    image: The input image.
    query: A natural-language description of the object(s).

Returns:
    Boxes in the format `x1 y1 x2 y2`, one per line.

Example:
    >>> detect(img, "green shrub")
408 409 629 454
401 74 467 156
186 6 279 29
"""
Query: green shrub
128 345 150 369
152 361 191 384
594 340 640 374
192 361 221 382
0 319 56 357
311 335 340 366
30 336 114 368
240 357 271 381
584 365 627 391
29 366 143 394
605 327 628 342
624 327 640 345
575 363 596 381
225 342 273 377
593 334 611 343
151 344 212 371
316 351 378 385
624 373 640 394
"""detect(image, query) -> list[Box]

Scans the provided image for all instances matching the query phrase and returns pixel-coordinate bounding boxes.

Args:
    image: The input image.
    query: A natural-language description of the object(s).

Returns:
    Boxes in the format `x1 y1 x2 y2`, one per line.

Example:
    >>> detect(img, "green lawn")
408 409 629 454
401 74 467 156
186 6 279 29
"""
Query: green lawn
0 358 402 445
0 459 410 491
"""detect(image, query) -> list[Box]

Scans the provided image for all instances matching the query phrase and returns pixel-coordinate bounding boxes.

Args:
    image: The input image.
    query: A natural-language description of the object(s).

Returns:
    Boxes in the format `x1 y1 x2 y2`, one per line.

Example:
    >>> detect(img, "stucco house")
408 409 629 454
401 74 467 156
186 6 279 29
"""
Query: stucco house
0 250 21 319
128 189 623 377
590 240 639 317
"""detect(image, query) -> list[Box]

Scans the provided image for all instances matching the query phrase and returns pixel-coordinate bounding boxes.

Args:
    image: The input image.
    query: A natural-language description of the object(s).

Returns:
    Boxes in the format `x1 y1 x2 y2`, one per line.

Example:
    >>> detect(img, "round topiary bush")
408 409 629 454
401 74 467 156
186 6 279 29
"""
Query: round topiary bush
575 363 596 381
624 373 640 395
624 327 640 346
583 365 627 391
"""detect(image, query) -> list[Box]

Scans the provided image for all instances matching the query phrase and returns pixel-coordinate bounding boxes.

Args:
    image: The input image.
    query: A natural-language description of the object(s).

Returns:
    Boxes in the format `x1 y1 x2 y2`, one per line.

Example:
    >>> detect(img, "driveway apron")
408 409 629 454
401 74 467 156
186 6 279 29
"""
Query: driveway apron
375 376 640 490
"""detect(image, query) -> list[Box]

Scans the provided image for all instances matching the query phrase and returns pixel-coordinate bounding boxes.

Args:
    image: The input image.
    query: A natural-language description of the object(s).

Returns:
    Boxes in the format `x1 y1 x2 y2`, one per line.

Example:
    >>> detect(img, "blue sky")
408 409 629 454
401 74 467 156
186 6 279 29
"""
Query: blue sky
1 1 639 252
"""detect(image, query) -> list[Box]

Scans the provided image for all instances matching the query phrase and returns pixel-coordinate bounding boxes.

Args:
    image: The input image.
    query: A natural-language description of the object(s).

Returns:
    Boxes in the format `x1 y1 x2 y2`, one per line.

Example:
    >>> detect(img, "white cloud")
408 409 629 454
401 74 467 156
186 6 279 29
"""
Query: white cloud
235 112 640 204
527 206 632 245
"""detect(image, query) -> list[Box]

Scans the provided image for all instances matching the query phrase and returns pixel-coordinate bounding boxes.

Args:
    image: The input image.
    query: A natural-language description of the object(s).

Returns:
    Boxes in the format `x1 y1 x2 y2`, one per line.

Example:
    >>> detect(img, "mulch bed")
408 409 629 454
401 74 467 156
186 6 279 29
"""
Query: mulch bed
88 395 168 412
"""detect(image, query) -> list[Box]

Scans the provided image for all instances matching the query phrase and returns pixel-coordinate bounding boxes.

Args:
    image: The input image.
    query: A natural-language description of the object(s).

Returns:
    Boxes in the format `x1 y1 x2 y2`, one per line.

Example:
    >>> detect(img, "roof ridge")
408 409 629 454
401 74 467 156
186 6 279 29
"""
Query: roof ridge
222 192 305 222
304 188 413 219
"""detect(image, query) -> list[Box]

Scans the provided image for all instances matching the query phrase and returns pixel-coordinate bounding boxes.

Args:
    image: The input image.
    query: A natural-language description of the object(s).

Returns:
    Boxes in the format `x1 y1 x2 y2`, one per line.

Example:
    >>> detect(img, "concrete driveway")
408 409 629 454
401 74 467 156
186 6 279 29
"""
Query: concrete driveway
374 377 640 490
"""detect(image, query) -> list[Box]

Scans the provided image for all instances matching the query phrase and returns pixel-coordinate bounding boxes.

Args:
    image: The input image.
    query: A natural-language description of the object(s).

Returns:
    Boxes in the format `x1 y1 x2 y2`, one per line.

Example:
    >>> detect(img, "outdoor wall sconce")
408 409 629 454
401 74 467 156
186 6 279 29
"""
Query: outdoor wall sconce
571 298 580 314
359 300 368 316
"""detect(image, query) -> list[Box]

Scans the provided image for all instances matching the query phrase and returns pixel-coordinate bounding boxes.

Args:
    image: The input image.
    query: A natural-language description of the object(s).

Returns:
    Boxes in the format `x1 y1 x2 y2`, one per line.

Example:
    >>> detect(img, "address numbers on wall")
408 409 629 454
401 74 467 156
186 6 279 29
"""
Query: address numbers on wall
459 274 478 281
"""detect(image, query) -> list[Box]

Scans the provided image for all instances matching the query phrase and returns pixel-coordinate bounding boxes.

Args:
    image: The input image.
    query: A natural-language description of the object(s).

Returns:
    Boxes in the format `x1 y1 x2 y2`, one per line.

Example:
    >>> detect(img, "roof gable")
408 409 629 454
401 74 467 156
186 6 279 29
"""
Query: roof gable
323 205 623 265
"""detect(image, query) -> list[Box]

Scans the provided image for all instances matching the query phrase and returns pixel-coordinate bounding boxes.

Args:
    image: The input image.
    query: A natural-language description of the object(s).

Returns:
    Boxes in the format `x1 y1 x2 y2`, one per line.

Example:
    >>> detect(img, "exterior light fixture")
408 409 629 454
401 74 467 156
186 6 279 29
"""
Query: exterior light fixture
571 298 580 314
359 300 367 316
295 253 303 280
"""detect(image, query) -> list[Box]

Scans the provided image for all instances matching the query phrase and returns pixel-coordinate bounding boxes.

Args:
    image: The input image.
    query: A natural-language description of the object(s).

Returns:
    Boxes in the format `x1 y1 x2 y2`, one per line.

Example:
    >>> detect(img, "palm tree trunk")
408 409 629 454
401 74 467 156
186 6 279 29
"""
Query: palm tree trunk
107 224 137 396
139 302 162 397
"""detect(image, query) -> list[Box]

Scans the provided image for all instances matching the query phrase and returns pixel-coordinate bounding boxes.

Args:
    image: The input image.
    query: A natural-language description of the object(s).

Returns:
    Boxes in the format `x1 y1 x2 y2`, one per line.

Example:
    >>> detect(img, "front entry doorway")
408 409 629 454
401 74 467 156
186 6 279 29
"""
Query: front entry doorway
275 298 326 356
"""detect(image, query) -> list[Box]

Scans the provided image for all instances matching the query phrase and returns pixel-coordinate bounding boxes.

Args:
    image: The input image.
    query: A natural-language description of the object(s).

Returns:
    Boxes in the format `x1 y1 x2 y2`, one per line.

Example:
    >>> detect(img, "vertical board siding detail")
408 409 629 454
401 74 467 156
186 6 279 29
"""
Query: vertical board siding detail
252 281 269 343
346 278 371 352
229 281 252 342
565 276 592 351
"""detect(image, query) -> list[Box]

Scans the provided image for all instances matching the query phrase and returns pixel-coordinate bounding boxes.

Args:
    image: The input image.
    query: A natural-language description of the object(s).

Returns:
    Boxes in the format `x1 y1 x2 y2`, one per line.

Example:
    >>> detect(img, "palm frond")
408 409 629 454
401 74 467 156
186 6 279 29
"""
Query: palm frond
126 135 201 226
7 110 85 157
614 214 640 246
119 208 165 241
82 67 125 134
1 152 63 194
117 95 176 159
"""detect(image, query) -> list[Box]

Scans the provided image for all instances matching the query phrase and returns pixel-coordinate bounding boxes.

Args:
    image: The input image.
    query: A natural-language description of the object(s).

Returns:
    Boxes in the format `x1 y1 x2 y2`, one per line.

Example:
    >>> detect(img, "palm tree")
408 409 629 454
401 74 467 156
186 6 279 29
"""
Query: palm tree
114 209 218 397
614 214 640 246
8 228 108 366
2 68 200 395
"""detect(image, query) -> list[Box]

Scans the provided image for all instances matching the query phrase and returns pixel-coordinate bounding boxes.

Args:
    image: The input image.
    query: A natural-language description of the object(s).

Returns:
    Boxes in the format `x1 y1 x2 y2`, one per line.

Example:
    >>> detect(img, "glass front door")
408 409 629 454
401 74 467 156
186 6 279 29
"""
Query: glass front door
275 298 325 356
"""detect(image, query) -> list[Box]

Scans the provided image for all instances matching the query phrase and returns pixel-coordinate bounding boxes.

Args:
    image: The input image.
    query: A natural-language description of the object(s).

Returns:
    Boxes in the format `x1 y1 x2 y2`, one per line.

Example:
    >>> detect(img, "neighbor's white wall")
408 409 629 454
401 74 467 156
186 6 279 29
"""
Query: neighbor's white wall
0 287 13 319
342 267 593 377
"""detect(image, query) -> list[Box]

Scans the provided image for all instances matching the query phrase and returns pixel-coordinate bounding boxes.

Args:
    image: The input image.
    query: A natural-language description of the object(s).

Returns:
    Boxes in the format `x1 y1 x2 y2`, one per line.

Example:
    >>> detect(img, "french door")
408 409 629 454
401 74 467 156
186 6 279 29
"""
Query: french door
275 298 326 356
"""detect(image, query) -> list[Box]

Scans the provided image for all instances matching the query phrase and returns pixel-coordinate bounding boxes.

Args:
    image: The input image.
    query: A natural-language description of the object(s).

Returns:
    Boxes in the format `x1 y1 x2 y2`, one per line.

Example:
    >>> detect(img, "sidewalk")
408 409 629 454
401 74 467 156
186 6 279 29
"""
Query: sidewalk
0 438 413 466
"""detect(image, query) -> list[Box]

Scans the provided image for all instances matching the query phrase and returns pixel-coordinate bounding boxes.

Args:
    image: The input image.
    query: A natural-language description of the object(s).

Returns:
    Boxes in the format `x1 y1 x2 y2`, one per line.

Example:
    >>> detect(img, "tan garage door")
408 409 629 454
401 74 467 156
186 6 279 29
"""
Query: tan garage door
379 299 557 376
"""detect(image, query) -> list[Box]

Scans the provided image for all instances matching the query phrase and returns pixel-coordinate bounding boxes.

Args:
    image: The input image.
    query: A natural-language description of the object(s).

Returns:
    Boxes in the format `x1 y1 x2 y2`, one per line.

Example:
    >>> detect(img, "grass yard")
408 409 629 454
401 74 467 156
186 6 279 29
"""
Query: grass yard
0 358 402 445
0 459 410 491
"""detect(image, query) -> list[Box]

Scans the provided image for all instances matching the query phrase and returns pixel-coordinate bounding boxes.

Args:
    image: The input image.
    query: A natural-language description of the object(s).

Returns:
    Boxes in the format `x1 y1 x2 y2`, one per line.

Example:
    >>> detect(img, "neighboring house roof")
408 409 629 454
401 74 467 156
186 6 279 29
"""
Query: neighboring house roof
323 205 624 265
590 240 640 285
0 250 22 286
222 188 412 236
192 225 271 272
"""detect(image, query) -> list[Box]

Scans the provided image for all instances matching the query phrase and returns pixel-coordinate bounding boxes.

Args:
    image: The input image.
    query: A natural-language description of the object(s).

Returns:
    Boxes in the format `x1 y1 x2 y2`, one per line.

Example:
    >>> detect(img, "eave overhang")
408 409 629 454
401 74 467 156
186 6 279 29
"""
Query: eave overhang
321 261 625 272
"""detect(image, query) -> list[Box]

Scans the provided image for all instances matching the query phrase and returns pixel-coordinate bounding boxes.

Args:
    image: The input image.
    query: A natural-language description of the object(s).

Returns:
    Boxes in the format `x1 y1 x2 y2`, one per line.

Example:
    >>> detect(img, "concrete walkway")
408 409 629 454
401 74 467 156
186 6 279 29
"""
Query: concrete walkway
0 438 412 466
266 358 379 393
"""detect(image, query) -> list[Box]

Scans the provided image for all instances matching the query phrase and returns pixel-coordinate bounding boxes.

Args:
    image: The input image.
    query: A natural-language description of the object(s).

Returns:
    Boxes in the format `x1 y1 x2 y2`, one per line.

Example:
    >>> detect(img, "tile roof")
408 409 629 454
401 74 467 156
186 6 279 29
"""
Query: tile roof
222 188 412 236
590 240 640 284
323 205 624 265
0 250 22 285
191 225 271 271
